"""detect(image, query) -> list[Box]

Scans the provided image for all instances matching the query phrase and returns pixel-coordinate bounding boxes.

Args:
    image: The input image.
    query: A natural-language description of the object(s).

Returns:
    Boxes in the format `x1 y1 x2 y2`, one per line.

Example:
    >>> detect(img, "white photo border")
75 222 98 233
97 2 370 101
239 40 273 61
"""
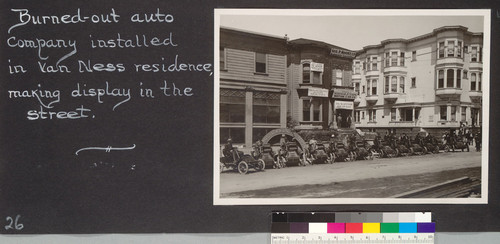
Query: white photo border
213 9 490 205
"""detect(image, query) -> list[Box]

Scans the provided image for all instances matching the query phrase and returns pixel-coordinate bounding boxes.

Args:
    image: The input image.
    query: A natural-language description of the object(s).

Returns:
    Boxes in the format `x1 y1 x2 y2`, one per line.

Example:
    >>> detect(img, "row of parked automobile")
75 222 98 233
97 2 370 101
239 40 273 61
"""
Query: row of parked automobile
220 134 470 174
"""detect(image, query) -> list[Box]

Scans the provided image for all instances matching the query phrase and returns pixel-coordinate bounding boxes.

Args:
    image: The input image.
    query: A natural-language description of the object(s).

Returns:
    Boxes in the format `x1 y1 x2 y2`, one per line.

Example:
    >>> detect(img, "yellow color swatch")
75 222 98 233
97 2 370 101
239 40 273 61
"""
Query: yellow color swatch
363 223 381 233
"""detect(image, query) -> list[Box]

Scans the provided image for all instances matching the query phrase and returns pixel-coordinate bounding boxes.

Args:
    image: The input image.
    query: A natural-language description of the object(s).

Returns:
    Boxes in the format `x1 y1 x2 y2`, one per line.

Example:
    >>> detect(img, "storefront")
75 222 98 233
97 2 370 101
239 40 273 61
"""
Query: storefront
330 86 357 129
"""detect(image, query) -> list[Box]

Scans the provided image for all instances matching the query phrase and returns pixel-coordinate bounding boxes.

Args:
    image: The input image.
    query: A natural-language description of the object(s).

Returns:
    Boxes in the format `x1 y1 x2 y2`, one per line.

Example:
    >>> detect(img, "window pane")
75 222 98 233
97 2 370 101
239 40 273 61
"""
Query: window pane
303 100 310 121
438 70 444 88
457 41 462 57
412 51 416 61
471 73 477 91
412 77 416 88
461 107 467 121
372 57 377 70
391 108 396 121
471 47 478 62
391 76 397 92
391 52 398 66
447 69 454 88
255 53 266 73
385 53 390 67
372 80 377 95
385 76 389 93
303 63 310 83
440 106 447 121
313 71 321 84
367 79 371 95
400 77 405 93
312 100 321 121
456 69 461 88
400 52 405 66
447 40 454 57
478 73 482 91
220 48 225 69
220 89 246 123
220 128 245 144
451 106 457 121
439 42 445 58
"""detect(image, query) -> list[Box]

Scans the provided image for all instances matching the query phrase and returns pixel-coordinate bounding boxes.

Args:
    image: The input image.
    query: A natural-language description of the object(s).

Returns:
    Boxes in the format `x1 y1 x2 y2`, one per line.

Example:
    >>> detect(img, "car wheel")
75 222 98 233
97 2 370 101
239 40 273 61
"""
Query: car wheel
237 161 249 174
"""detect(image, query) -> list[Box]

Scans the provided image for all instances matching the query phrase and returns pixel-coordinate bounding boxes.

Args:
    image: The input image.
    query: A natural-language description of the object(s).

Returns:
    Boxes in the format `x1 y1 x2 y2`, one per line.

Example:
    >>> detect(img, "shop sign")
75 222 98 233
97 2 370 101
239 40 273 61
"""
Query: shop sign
330 48 357 58
334 101 354 110
310 62 324 72
307 87 329 98
331 88 357 99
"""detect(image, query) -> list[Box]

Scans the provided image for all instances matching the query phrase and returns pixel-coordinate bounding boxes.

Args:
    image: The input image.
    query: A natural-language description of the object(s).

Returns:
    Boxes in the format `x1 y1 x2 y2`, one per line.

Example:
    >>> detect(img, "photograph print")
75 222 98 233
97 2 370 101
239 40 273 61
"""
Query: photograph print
214 9 489 205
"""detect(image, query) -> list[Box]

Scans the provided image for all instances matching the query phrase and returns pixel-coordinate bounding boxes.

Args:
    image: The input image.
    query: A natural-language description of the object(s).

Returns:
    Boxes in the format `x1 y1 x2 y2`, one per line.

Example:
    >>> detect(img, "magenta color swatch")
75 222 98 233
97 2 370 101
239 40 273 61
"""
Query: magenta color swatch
327 223 345 233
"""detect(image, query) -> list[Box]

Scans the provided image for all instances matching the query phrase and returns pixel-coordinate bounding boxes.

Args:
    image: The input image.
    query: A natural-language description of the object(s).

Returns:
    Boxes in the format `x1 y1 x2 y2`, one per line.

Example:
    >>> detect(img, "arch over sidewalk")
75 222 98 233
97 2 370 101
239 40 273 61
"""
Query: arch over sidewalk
261 128 307 150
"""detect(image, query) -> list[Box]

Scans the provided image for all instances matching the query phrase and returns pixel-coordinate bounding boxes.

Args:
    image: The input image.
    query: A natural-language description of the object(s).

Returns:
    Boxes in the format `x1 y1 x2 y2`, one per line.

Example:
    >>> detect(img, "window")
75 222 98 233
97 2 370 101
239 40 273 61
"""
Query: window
255 53 267 73
391 76 397 93
400 77 405 93
385 52 390 67
302 99 321 122
451 106 457 121
446 69 454 88
456 69 461 88
471 46 478 62
372 79 377 95
412 51 417 61
355 83 360 95
354 61 361 74
479 47 483 62
471 73 477 91
220 48 226 70
463 70 468 79
478 73 482 91
367 79 371 96
372 57 378 70
220 89 245 123
385 76 390 93
439 42 445 58
361 111 365 120
368 109 376 122
440 106 447 121
447 40 455 57
312 71 321 84
335 70 343 86
303 100 310 121
302 63 310 83
461 106 467 122
220 128 245 144
391 108 397 121
438 70 444 88
355 111 361 122
253 92 280 124
400 52 405 66
457 41 462 58
411 77 416 88
391 51 398 66
362 85 365 94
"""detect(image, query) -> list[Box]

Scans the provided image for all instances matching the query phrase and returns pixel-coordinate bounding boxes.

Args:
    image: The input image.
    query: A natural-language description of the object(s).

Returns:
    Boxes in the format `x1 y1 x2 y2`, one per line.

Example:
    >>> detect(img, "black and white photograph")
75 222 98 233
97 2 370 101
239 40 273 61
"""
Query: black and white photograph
214 9 489 205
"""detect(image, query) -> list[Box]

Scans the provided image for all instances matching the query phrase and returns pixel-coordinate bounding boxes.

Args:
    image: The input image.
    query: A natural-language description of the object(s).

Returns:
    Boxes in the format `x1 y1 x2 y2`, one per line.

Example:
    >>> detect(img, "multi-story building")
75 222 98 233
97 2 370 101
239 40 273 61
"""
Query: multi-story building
219 27 288 147
353 26 483 136
287 39 356 130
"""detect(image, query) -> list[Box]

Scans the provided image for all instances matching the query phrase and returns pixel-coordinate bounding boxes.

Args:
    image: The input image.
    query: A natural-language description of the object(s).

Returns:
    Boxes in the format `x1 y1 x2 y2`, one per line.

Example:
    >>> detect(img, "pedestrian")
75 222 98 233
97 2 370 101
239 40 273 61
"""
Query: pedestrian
347 114 352 128
475 132 481 152
337 114 343 128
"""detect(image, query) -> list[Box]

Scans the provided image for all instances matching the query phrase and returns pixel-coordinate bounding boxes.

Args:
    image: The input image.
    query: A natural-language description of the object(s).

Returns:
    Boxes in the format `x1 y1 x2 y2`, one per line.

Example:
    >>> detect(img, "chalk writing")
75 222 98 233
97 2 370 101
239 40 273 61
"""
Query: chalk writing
75 144 136 155
4 215 23 231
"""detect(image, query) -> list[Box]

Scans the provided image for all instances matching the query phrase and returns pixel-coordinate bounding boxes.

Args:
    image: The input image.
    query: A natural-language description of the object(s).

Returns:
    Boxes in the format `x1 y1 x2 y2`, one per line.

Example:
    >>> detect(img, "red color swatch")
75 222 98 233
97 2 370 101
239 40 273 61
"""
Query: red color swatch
345 223 363 233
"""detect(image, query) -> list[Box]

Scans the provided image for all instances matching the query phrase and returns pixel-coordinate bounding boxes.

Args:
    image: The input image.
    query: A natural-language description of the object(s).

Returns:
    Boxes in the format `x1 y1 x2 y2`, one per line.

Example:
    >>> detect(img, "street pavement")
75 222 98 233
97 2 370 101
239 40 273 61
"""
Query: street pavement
219 151 482 194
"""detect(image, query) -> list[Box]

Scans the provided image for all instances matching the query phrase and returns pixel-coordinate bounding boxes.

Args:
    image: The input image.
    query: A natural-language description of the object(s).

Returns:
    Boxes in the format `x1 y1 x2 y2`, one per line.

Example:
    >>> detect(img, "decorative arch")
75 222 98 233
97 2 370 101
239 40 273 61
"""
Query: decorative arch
261 128 307 150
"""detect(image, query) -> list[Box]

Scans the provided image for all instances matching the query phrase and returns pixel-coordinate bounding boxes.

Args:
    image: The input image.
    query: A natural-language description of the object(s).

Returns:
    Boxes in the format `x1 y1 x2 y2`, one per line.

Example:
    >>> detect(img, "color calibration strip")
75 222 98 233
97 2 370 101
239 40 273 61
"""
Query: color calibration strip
271 212 434 243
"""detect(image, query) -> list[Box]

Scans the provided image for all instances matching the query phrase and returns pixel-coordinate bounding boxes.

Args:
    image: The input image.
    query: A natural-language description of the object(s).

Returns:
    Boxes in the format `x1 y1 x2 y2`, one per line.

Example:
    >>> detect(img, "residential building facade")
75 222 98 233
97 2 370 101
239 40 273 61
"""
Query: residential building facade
353 26 483 136
219 27 288 147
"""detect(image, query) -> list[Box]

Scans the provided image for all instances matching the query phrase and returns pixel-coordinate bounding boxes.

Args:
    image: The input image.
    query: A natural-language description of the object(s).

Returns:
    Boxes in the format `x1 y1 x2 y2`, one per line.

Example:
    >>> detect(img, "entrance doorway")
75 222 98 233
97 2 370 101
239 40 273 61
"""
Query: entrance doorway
335 109 353 128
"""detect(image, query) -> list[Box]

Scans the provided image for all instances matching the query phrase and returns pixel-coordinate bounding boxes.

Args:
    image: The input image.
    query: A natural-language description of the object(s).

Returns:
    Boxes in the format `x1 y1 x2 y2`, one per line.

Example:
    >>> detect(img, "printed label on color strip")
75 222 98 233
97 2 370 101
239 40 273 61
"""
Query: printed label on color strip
271 233 434 244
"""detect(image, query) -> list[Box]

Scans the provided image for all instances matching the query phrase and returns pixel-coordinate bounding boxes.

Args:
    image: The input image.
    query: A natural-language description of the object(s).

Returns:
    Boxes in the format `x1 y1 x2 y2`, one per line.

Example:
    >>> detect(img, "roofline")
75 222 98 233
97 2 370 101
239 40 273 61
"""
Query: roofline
220 26 287 41
357 25 484 54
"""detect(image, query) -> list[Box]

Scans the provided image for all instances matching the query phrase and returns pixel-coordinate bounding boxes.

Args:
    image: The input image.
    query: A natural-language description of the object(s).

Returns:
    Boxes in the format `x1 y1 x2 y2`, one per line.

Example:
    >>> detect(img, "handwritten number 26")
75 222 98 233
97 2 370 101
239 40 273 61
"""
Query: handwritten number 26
5 215 23 230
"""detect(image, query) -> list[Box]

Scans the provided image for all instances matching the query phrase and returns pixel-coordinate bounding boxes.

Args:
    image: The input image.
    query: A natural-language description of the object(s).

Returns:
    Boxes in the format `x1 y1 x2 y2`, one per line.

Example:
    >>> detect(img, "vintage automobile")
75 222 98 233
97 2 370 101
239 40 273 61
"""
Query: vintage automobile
283 141 307 167
408 139 428 155
378 140 398 158
352 141 373 160
220 148 265 174
394 139 411 157
451 137 469 152
423 136 440 154
332 142 353 162
309 142 330 164
252 143 279 169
